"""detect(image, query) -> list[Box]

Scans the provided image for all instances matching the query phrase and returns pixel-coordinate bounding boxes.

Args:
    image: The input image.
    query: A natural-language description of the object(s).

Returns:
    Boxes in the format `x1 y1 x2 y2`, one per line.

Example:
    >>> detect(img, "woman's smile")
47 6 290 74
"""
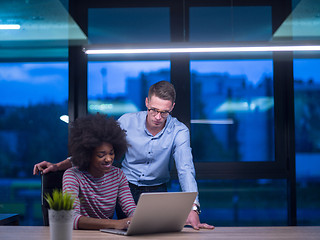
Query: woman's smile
89 142 115 177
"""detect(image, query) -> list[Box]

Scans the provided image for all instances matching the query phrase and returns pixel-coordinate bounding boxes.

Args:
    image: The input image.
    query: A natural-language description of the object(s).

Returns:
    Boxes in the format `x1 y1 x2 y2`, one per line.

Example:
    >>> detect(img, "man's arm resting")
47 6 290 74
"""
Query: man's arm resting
33 157 72 175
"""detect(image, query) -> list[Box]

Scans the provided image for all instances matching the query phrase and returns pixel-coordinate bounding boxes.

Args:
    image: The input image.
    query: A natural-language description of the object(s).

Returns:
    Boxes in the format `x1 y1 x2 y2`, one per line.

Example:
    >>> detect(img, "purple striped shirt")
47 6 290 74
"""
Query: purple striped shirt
63 166 136 229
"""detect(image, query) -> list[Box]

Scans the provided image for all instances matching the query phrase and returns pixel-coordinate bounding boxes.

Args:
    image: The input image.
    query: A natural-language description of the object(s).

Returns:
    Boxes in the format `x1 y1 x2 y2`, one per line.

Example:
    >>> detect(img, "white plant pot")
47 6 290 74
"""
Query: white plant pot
48 209 74 240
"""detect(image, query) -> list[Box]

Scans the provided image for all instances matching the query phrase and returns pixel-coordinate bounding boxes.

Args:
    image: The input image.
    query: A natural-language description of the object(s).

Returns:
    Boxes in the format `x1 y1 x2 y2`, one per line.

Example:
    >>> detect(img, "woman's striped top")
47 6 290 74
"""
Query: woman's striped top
63 166 136 229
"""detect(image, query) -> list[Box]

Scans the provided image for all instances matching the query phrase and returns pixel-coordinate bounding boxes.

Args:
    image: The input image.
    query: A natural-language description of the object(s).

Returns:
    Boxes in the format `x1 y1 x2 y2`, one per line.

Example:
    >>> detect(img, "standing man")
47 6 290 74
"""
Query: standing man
34 81 214 230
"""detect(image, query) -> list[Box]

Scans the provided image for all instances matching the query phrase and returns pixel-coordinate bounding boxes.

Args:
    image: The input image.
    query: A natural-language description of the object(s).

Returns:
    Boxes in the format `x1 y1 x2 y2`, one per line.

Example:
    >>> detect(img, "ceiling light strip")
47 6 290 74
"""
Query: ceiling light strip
85 45 320 54
191 119 234 125
0 24 21 30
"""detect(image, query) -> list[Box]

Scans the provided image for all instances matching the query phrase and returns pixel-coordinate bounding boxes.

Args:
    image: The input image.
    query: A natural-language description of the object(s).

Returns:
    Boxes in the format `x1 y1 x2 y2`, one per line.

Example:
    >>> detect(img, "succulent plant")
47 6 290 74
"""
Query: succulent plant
45 189 75 211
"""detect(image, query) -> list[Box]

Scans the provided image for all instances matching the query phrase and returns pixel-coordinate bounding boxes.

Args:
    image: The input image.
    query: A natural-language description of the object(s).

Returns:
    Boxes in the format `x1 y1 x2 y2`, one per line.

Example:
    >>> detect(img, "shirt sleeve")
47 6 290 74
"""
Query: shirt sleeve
62 169 82 229
173 126 200 205
117 114 127 129
117 170 136 217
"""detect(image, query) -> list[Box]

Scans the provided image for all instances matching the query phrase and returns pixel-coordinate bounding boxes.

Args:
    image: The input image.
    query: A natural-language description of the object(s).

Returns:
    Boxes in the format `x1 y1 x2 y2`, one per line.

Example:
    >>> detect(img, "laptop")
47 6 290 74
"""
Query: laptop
100 191 197 236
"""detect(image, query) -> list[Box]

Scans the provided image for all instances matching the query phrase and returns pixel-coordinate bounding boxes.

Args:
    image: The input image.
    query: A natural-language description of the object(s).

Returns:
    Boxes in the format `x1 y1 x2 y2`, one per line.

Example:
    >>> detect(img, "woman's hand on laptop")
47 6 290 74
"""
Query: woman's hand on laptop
116 217 132 230
186 210 214 230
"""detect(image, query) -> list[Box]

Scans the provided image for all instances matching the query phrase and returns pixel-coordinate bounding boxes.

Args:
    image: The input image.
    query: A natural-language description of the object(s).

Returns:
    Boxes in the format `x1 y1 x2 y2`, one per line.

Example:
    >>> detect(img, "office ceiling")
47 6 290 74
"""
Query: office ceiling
0 0 319 60
0 0 87 60
273 0 320 40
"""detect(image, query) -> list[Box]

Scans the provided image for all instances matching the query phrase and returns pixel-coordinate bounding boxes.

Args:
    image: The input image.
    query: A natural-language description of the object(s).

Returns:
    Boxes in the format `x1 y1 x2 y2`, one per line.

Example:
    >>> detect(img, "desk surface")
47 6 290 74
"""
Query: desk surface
0 226 319 240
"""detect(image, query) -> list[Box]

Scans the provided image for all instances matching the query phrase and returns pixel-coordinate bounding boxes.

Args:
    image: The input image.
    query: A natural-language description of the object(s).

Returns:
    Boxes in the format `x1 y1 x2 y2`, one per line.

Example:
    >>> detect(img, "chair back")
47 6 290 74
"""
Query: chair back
41 170 65 226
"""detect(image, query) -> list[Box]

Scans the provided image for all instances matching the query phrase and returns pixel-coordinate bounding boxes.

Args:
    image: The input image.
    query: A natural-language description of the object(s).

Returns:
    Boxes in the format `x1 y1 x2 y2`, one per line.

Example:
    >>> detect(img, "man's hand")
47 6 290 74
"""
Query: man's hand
186 209 214 230
33 161 58 175
33 158 72 175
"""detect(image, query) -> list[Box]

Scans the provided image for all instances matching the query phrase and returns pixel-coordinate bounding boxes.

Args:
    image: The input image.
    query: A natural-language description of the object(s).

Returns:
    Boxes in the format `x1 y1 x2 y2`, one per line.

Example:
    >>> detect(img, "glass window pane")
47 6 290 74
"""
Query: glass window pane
168 179 287 226
189 6 272 42
0 62 69 225
190 60 274 162
294 58 320 225
88 61 170 117
88 8 170 44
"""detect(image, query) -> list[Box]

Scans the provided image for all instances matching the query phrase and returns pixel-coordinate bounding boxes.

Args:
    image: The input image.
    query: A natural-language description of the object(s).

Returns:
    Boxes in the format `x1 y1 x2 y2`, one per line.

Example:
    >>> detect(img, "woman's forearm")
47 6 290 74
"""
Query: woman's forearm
77 216 130 230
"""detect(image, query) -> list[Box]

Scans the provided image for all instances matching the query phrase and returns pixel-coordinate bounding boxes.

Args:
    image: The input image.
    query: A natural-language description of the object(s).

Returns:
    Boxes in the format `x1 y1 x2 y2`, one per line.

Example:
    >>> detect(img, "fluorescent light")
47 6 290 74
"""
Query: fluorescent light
191 119 234 125
84 45 320 55
0 24 21 30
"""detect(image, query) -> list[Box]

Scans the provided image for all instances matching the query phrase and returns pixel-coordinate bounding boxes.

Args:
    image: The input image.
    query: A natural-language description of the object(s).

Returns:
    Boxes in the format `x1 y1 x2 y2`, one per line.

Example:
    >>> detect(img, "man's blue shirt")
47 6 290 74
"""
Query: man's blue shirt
118 111 199 204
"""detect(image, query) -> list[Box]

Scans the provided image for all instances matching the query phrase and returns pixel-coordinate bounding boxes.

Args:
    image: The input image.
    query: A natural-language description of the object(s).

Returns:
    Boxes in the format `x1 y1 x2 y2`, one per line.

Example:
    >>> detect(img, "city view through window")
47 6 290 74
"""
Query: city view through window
0 59 319 225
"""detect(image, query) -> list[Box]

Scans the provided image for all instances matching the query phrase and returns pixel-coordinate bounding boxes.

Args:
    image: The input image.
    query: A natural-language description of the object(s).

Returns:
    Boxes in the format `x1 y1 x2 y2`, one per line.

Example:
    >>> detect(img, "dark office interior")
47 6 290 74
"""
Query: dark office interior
0 0 319 228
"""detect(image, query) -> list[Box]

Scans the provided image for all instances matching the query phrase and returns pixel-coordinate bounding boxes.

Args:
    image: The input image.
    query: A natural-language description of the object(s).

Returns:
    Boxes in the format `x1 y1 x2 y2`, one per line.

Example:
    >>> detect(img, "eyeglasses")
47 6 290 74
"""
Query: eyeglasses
148 108 171 118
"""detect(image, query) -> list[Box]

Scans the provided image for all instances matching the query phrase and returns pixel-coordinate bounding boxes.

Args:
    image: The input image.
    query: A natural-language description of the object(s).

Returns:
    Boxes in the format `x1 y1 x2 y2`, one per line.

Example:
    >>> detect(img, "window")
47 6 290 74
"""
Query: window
168 179 287 226
189 6 272 42
87 61 170 118
88 8 170 44
87 6 171 118
0 62 68 225
294 58 320 225
190 60 274 162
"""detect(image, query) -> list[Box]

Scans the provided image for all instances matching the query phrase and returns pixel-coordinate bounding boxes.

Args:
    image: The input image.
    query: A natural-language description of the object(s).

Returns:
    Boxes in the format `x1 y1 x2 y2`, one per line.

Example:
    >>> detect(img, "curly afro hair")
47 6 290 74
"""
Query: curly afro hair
68 113 128 171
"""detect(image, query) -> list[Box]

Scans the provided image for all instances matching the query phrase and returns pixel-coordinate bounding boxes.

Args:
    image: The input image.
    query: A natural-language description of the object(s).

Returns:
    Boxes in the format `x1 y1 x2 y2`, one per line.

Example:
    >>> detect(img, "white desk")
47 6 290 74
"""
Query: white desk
0 226 319 239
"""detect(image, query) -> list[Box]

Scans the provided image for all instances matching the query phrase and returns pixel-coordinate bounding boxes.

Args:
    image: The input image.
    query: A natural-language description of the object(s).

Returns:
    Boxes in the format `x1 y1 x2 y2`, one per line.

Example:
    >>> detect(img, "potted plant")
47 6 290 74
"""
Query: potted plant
45 189 75 240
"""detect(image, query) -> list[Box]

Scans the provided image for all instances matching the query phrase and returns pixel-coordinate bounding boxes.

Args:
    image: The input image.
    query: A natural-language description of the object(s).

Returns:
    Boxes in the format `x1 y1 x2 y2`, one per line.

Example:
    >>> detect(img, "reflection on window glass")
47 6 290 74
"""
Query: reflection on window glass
168 179 287 226
190 60 274 162
189 6 272 42
88 8 170 44
88 61 170 118
294 58 320 225
0 62 69 225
